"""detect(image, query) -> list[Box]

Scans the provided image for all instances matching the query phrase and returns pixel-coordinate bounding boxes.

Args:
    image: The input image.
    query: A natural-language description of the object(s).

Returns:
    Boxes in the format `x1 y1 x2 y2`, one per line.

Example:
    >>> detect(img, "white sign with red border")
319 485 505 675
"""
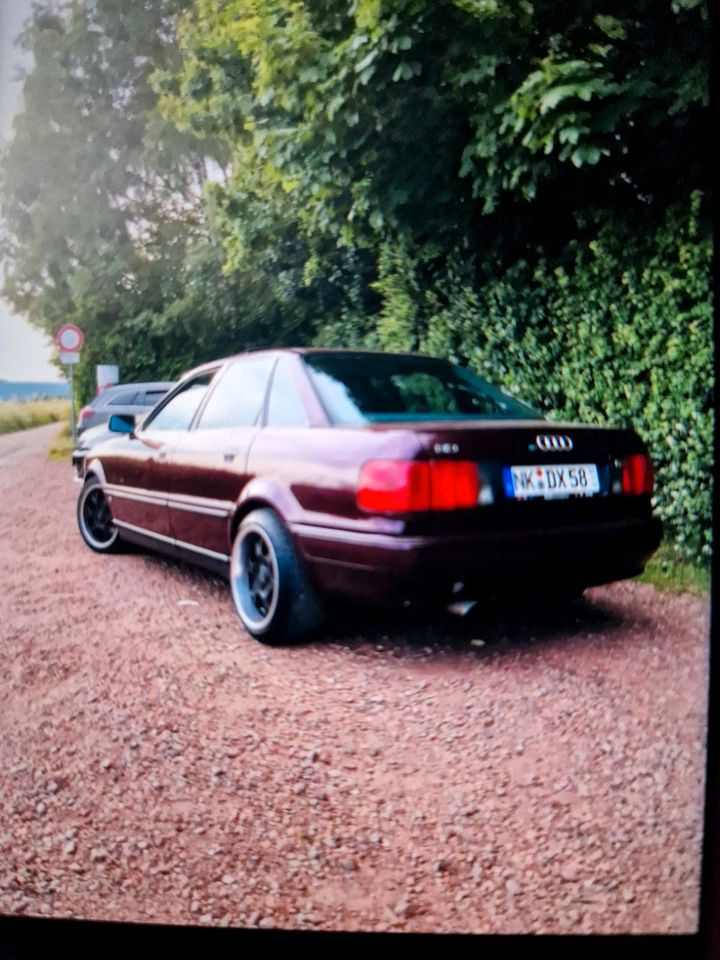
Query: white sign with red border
55 324 84 353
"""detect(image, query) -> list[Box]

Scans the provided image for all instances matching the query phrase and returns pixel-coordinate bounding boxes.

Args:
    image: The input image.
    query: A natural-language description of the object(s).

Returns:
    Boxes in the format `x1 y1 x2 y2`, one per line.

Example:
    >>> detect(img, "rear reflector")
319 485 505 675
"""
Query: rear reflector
79 407 94 421
621 453 654 495
358 460 480 513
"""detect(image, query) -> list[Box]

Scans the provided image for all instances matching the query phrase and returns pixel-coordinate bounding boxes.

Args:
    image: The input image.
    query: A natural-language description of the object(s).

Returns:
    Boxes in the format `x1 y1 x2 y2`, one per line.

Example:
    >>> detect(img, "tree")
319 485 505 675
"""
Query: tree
158 0 708 265
0 0 232 399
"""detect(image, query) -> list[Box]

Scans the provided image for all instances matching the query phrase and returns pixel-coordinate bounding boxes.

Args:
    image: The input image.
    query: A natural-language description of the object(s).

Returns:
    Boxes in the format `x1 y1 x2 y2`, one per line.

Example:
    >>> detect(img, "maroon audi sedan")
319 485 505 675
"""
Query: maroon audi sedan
76 349 662 643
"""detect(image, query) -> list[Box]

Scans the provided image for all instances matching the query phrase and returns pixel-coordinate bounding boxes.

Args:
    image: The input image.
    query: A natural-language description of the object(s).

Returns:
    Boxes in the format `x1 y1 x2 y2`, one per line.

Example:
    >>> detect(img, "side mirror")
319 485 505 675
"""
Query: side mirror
108 413 135 434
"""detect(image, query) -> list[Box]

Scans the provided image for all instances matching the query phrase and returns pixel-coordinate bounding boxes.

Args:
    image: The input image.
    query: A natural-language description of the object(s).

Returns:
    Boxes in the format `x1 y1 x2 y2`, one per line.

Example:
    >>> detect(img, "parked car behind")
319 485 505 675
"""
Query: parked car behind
77 381 175 436
73 382 175 478
75 349 662 644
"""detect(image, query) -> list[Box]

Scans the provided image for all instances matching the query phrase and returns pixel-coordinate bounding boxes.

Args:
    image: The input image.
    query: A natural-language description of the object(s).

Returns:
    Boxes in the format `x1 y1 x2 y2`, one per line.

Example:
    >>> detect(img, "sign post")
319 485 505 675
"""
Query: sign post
55 325 84 446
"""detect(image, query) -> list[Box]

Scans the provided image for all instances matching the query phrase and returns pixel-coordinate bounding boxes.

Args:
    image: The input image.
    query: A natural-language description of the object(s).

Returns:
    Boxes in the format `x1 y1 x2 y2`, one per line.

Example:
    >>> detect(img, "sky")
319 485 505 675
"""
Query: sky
0 0 62 382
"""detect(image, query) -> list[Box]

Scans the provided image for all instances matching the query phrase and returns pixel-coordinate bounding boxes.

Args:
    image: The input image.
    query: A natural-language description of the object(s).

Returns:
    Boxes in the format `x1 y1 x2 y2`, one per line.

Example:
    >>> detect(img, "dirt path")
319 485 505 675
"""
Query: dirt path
0 420 62 464
0 426 710 933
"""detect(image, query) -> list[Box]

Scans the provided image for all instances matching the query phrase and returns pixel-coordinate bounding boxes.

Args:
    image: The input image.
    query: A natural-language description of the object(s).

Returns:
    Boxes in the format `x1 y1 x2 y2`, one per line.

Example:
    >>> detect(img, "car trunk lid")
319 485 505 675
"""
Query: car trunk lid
364 419 652 534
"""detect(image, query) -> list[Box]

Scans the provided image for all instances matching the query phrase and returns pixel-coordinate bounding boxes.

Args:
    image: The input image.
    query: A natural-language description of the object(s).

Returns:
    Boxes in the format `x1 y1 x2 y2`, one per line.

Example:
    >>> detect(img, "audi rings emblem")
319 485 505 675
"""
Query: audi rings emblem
536 434 573 452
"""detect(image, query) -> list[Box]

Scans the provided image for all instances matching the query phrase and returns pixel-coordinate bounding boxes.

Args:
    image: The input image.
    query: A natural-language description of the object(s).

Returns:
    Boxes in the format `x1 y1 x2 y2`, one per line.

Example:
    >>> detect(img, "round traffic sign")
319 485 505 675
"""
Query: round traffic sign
55 324 84 352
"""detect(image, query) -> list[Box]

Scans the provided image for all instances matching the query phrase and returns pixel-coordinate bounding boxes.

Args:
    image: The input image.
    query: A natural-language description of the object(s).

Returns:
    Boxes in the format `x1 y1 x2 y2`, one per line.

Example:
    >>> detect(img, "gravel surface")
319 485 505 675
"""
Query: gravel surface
0 424 710 933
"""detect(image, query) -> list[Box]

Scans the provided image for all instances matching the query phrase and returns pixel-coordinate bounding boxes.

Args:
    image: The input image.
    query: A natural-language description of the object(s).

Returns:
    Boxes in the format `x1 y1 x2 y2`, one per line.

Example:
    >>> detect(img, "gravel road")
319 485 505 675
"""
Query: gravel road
0 424 710 933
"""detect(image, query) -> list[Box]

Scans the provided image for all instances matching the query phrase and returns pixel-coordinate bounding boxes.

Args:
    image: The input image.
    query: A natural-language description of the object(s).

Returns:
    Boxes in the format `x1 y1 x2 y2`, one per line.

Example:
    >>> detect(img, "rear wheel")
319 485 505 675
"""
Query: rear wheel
77 477 121 553
230 508 324 644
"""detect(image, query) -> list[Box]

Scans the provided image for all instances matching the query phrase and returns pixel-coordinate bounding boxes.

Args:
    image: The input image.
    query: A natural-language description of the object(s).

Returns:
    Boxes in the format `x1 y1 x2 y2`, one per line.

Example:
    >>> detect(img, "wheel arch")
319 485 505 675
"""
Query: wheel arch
228 479 300 548
84 458 108 486
229 497 282 545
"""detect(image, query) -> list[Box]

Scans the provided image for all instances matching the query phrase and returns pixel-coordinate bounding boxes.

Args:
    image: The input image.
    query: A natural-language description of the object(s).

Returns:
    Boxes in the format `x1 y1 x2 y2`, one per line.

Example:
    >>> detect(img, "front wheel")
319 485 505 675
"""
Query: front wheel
230 508 324 644
77 478 121 553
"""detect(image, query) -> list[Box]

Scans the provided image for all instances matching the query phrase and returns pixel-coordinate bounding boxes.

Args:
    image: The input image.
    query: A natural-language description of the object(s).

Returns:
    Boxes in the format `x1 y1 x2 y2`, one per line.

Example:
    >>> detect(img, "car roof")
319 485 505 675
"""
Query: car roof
100 381 175 394
178 348 432 381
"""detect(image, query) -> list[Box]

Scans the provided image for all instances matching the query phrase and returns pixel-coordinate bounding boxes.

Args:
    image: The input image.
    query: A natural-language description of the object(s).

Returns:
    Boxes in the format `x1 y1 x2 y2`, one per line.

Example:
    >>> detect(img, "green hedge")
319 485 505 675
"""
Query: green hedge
356 192 713 562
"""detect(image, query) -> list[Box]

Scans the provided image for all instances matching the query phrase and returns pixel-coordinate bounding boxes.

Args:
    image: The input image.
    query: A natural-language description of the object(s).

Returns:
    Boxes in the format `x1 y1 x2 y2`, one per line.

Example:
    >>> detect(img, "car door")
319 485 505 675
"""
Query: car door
106 372 215 539
167 355 277 558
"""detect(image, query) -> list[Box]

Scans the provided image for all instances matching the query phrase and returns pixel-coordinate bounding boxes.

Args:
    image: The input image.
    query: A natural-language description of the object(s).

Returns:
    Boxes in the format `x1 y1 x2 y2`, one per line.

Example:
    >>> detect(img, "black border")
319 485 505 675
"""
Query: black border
697 0 719 956
0 918 710 959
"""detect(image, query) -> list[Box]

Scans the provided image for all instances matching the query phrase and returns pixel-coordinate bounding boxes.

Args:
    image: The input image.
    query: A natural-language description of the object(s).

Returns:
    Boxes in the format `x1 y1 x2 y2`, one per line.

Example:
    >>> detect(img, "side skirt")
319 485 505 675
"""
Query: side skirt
114 521 230 579
114 524 179 560
176 542 229 579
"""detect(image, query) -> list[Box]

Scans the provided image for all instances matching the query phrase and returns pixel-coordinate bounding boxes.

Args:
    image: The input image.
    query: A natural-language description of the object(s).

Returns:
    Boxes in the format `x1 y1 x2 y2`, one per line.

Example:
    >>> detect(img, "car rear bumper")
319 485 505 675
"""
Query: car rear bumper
293 516 664 604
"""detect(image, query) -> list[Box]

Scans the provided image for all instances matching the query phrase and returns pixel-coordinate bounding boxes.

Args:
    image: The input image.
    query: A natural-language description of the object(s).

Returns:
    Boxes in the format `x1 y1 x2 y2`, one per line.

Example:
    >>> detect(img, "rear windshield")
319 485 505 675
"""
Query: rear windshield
303 353 542 425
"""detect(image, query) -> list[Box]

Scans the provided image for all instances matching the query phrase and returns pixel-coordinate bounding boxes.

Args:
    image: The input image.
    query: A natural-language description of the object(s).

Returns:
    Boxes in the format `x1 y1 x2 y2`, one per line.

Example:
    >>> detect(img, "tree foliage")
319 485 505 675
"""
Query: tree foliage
158 0 707 252
0 0 296 400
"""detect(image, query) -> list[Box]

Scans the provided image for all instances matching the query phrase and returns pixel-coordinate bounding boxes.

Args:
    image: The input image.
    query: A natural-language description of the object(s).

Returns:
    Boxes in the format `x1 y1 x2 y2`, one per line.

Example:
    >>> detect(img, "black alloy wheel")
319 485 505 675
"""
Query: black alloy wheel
77 479 120 552
230 508 324 644
242 528 278 626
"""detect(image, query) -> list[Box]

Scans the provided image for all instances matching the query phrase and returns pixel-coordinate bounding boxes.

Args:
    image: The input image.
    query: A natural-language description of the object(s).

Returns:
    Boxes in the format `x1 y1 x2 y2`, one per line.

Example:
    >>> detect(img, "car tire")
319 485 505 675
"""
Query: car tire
77 477 122 553
230 508 324 644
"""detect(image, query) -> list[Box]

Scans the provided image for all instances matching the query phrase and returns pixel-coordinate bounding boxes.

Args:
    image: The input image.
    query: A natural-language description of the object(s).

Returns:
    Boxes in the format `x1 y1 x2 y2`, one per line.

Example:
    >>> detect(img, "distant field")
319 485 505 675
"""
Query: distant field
0 399 70 435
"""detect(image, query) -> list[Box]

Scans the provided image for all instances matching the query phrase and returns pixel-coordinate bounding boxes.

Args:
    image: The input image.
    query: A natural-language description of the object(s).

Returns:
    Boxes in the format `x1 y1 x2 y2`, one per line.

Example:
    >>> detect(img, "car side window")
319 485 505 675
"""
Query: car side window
143 374 214 431
266 357 310 427
108 391 139 406
196 356 276 430
135 390 167 406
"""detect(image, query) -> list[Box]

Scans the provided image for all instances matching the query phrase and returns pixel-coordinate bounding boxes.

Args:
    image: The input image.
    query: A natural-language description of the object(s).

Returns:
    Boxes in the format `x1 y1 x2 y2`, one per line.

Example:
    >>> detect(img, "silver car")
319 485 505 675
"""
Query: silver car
73 381 175 479
77 381 175 436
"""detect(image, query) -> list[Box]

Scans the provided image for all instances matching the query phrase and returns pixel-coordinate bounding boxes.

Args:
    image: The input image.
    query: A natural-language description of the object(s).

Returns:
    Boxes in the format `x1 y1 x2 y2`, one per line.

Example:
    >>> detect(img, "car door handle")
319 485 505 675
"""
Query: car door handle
156 450 168 461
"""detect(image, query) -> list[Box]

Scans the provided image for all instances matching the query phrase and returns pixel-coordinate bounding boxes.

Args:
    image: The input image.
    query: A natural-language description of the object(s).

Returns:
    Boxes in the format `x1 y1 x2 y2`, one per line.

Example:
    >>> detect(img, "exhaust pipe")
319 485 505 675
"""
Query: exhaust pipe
447 581 477 616
447 600 477 616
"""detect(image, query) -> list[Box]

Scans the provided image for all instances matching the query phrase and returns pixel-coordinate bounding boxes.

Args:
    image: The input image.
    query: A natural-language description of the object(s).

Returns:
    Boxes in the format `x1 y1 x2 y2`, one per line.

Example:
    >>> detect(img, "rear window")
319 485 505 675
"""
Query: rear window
303 353 541 425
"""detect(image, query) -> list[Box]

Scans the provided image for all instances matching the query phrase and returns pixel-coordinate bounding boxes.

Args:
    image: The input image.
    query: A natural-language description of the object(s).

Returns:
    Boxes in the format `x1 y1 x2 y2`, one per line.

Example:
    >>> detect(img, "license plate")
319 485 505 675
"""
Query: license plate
504 463 600 500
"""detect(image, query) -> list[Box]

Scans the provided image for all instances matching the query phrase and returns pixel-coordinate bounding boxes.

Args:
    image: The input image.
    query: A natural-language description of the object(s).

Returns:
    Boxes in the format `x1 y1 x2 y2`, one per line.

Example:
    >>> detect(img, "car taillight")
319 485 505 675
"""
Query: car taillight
357 460 480 513
79 406 94 421
621 453 654 495
427 460 480 510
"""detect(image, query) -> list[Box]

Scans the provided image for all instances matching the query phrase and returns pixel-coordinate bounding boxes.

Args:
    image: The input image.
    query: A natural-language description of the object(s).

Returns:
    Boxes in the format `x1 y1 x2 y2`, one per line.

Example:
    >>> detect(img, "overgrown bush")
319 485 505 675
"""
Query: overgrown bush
371 192 712 561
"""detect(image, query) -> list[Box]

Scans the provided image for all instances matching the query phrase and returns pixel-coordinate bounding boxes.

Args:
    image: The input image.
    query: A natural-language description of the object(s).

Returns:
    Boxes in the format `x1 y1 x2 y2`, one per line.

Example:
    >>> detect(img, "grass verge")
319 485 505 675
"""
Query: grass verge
0 399 70 434
48 422 74 460
636 540 710 597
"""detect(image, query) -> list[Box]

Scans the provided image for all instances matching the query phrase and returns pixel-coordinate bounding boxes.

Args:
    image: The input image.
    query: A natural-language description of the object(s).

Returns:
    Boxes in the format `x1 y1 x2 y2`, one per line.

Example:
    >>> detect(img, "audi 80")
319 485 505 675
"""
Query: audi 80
76 349 662 643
